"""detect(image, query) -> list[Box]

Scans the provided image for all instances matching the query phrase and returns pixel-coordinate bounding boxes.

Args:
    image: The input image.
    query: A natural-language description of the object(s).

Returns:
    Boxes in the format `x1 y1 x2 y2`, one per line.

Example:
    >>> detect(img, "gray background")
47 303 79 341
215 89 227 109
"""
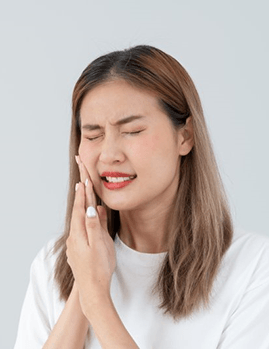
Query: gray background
1 0 268 347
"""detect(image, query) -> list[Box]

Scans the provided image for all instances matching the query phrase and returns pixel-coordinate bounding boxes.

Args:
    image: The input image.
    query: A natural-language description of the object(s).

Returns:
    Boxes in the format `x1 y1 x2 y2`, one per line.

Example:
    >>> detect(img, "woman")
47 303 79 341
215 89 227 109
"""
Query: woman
14 45 269 348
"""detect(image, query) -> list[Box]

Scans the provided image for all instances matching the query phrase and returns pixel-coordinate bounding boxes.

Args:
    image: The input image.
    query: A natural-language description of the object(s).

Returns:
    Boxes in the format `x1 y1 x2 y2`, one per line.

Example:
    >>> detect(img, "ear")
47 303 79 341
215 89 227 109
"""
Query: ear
177 116 194 156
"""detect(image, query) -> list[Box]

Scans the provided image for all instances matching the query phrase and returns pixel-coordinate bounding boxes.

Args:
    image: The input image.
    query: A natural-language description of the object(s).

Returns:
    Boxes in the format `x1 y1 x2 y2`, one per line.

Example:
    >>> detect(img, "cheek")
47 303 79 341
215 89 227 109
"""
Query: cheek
78 141 96 177
127 138 153 169
128 135 164 177
135 133 171 159
136 133 179 174
78 141 86 160
133 133 160 156
78 139 95 160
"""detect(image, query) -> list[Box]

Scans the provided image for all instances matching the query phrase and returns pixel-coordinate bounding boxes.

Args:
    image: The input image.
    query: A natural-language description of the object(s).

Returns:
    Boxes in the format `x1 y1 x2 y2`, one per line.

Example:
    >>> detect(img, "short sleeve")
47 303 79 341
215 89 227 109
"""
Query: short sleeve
217 244 269 349
14 238 59 349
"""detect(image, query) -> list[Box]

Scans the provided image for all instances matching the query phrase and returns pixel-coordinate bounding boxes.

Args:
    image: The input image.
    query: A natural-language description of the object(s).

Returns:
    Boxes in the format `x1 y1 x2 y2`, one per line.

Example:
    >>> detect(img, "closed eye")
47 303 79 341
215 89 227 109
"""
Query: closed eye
122 130 144 135
86 136 102 141
85 130 145 141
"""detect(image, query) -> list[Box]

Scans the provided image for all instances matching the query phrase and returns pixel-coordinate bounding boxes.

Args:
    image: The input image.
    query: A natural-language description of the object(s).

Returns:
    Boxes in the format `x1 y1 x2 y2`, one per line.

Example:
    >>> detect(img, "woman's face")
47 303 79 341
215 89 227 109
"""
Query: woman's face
79 79 192 212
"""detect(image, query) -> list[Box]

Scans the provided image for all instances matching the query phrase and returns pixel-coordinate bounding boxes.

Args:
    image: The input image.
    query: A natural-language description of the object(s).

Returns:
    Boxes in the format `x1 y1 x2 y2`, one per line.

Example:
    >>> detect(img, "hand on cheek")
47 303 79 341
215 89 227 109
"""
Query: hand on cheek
65 155 116 315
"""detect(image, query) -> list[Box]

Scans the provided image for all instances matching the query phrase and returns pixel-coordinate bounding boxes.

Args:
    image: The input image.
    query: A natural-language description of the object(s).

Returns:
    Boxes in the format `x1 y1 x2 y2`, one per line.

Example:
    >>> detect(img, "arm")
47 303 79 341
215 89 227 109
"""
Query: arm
84 293 139 349
42 282 89 349
14 240 78 349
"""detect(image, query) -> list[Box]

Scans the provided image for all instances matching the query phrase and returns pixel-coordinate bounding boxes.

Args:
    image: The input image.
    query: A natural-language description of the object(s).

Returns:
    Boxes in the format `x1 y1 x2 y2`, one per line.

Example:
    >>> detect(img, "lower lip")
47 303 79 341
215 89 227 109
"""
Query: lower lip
102 179 134 190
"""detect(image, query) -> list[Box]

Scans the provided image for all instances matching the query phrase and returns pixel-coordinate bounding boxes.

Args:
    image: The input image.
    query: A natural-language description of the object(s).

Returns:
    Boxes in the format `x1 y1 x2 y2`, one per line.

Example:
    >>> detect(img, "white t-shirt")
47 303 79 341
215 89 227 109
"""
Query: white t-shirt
14 228 269 349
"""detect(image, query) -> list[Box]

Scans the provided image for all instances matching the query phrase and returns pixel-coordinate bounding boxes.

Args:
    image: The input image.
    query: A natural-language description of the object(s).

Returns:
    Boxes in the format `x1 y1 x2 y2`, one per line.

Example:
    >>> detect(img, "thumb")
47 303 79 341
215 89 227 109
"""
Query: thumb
97 205 108 231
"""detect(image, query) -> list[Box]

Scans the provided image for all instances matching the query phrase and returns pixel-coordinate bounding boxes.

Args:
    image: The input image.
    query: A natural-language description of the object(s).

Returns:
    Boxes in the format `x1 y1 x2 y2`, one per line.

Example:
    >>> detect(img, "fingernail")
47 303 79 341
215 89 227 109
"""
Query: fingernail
85 178 88 187
75 182 79 191
86 206 97 218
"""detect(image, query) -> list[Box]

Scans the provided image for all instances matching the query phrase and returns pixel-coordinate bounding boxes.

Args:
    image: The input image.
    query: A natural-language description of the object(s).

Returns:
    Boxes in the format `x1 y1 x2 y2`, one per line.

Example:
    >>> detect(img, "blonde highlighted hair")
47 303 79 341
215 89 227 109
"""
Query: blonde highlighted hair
52 45 233 321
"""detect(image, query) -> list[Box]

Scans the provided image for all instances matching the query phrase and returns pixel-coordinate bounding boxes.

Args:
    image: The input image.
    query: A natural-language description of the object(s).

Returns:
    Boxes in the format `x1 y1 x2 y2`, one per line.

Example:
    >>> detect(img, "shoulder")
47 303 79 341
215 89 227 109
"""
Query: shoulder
230 227 269 263
232 227 269 248
30 235 63 284
222 227 269 291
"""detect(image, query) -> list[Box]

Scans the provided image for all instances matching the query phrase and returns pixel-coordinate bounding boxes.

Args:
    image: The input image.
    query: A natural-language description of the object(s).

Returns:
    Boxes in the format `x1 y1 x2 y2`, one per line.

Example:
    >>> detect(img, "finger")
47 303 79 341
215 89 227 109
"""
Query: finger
85 205 101 246
80 160 96 207
75 155 97 209
75 155 89 184
97 205 108 232
69 182 87 243
85 176 97 210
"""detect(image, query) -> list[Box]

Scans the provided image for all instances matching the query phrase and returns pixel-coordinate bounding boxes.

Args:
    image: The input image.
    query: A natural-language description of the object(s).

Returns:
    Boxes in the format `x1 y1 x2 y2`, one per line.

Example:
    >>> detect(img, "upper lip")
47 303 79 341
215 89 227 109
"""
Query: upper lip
100 171 136 177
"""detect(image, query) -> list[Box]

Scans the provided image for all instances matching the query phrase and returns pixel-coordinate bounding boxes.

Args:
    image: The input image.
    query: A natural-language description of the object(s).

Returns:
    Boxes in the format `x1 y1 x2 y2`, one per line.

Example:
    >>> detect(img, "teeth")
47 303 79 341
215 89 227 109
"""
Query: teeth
106 176 134 183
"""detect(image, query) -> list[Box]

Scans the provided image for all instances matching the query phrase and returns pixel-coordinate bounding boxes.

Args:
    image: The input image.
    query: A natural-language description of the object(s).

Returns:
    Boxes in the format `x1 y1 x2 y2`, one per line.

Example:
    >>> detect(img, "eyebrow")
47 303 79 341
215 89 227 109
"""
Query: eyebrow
81 115 145 131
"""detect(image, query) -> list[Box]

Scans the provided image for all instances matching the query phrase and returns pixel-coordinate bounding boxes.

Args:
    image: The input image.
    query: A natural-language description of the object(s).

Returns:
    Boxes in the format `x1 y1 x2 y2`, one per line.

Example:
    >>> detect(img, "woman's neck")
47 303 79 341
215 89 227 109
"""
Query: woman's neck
118 203 172 254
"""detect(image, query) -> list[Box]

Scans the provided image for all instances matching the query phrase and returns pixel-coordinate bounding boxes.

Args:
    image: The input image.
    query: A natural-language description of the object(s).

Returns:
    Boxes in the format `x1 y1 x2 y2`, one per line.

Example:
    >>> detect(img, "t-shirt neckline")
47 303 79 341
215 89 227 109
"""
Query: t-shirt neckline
114 233 167 268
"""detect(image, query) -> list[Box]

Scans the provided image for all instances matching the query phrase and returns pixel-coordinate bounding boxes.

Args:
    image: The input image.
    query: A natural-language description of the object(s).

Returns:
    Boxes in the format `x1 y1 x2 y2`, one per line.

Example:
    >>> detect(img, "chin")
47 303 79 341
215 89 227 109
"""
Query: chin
101 198 140 212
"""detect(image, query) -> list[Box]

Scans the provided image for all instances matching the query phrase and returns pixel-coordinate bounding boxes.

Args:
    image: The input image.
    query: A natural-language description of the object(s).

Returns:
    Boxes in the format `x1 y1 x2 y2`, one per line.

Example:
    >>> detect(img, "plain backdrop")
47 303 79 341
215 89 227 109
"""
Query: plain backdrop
1 0 268 347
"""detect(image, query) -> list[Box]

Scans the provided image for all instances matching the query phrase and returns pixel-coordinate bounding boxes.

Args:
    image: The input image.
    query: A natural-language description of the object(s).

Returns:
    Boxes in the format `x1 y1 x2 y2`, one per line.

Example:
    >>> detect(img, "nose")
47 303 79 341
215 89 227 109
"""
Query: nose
98 134 125 165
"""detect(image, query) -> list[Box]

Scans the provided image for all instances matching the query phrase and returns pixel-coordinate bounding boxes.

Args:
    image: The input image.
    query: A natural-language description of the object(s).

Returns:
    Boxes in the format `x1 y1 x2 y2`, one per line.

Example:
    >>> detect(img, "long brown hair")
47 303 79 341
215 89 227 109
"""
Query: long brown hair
52 45 233 321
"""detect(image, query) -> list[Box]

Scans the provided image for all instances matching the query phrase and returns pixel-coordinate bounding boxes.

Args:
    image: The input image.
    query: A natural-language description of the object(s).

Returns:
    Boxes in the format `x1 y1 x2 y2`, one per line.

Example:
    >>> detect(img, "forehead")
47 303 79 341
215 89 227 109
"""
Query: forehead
79 80 162 123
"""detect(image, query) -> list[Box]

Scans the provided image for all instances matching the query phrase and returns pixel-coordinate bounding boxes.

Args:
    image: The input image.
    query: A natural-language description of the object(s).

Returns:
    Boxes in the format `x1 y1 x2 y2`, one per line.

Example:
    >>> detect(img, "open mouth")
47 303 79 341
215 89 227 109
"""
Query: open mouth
101 175 137 183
